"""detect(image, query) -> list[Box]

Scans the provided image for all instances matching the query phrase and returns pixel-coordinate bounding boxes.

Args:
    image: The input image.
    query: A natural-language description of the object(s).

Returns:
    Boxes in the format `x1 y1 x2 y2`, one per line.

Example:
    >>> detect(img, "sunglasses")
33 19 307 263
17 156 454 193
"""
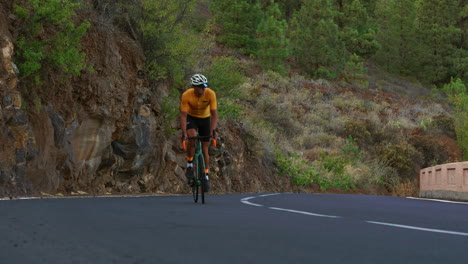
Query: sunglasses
195 83 208 88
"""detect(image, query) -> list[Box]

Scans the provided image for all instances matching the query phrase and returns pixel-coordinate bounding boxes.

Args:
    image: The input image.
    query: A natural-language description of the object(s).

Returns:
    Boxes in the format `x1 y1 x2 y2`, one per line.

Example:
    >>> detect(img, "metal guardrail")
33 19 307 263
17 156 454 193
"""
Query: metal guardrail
420 162 468 201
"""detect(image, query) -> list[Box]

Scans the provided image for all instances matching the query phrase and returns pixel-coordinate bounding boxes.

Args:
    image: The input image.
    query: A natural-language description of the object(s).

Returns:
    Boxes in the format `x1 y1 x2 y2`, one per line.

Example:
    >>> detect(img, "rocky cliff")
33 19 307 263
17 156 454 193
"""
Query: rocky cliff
0 1 291 197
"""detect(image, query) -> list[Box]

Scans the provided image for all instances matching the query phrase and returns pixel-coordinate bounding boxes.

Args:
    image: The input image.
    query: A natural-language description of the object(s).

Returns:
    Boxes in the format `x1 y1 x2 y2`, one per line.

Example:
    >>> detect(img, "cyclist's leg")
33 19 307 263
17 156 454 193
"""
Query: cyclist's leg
198 117 211 192
198 116 211 172
201 142 209 171
201 141 211 192
186 115 198 157
186 128 197 156
185 115 198 184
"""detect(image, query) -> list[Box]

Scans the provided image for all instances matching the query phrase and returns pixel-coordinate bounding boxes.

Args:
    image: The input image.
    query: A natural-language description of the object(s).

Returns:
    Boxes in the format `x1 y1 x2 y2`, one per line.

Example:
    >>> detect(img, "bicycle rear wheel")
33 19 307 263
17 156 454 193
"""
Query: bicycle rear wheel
198 155 206 204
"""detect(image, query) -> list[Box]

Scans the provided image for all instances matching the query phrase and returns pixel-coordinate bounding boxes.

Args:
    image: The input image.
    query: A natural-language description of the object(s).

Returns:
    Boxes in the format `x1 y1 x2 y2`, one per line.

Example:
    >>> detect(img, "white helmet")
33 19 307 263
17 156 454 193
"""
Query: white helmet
190 74 208 86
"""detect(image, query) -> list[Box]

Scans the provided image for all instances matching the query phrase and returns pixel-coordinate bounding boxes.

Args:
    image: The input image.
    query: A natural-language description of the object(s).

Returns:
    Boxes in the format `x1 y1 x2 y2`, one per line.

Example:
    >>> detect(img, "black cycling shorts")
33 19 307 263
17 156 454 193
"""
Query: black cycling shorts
186 115 211 142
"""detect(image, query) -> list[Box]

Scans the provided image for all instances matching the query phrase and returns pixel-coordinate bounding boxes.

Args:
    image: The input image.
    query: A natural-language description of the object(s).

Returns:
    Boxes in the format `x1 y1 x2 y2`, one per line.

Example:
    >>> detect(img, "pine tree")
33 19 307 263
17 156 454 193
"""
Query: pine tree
358 0 377 16
275 0 302 21
118 0 199 80
374 0 418 75
415 0 460 84
210 0 262 54
336 0 378 15
339 0 380 58
256 0 290 74
443 78 468 158
291 0 345 78
453 1 467 83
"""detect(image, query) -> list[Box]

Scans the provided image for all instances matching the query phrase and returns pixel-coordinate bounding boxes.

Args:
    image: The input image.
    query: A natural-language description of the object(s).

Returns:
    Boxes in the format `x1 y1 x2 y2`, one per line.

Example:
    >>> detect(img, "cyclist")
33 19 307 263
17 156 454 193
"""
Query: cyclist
180 74 218 192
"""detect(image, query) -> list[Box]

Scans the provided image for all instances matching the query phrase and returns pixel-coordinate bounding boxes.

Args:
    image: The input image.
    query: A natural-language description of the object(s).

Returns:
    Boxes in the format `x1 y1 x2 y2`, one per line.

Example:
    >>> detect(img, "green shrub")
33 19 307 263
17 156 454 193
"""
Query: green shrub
15 39 44 78
410 132 449 167
14 0 90 81
256 95 301 136
205 56 247 121
430 115 456 138
342 119 372 146
206 56 246 99
218 99 245 120
443 78 468 159
275 151 319 186
161 87 180 135
259 71 291 93
341 136 360 161
296 132 341 149
241 117 277 159
343 53 369 87
366 158 401 191
376 141 423 179
331 93 367 111
331 173 356 191
319 152 346 175
313 164 357 191
13 4 28 19
312 137 363 191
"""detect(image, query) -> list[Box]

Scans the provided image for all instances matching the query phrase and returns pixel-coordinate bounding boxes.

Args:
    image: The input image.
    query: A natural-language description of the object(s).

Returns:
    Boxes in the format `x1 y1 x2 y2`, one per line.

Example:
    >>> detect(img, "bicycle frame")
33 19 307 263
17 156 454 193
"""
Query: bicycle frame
192 136 206 204
182 131 217 204
183 134 210 204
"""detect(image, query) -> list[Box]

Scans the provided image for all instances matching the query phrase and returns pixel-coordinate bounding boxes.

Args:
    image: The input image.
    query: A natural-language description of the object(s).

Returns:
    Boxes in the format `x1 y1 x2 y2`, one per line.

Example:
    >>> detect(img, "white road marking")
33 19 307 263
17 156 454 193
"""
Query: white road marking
240 197 263 207
241 194 339 218
367 221 468 237
259 193 281 197
407 197 468 205
269 207 341 218
0 194 177 201
0 197 38 200
241 194 468 236
240 193 280 207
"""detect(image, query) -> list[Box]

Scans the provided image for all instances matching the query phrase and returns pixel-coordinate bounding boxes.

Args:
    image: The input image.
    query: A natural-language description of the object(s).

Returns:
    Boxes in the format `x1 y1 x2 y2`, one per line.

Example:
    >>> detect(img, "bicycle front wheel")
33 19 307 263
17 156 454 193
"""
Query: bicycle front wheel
192 162 198 203
192 179 198 203
198 155 206 204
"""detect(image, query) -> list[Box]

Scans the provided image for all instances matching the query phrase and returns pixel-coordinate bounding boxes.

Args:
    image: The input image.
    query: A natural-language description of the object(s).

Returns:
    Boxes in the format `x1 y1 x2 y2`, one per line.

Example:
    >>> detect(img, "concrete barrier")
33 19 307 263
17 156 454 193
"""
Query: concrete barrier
420 162 468 201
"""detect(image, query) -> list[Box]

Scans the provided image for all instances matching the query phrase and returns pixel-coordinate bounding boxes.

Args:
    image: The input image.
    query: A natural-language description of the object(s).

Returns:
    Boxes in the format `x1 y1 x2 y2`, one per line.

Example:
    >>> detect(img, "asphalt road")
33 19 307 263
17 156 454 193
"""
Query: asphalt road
1 193 467 264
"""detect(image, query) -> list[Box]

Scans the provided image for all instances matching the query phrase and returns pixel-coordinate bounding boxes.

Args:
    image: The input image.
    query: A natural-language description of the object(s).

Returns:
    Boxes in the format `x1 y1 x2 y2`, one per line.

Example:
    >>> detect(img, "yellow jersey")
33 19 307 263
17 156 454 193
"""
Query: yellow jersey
180 88 217 118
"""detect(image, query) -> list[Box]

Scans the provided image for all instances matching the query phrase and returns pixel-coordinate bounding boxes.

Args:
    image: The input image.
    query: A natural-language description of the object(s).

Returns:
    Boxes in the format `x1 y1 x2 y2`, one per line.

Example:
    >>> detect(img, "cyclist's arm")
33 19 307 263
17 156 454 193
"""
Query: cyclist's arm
210 109 218 137
180 92 190 138
180 111 188 138
209 90 218 137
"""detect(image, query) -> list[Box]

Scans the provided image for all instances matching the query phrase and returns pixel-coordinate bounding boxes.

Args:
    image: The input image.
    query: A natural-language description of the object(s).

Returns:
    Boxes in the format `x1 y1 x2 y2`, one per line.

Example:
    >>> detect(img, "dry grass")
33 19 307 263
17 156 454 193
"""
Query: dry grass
295 132 343 150
392 180 419 197
224 58 458 193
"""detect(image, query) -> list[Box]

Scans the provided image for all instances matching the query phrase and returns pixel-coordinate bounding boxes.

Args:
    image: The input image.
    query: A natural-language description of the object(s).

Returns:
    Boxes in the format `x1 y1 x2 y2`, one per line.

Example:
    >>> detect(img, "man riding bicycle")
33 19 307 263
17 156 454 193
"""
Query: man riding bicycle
180 74 218 192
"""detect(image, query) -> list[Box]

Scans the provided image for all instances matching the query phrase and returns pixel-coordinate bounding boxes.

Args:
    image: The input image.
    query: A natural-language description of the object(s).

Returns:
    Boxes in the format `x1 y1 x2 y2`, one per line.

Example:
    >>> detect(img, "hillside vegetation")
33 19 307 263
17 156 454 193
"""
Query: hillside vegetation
12 0 467 196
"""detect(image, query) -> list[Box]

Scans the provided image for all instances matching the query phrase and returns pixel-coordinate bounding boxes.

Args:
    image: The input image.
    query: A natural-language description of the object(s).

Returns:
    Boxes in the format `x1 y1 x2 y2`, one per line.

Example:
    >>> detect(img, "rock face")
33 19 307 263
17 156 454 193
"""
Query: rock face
0 1 290 196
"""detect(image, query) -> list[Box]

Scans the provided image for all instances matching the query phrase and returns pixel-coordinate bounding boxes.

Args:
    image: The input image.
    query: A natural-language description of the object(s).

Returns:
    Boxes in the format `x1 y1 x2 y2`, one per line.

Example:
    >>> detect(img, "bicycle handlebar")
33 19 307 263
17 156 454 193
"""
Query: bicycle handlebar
181 135 217 150
185 135 212 140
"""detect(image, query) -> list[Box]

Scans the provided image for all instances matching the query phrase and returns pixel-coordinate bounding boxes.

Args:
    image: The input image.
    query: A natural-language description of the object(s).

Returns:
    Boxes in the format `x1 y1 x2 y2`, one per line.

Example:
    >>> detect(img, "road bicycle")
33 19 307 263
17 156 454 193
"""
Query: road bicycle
182 133 216 204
